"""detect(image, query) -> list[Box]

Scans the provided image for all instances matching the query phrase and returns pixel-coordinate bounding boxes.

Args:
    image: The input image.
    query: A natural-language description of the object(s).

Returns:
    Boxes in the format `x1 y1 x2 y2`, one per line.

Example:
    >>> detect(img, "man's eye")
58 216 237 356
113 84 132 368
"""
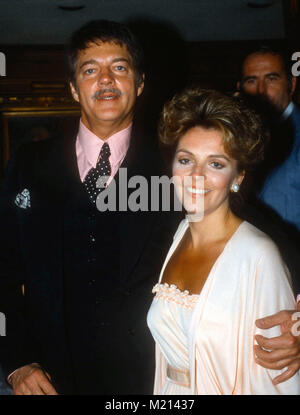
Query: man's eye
115 65 126 71
84 68 95 74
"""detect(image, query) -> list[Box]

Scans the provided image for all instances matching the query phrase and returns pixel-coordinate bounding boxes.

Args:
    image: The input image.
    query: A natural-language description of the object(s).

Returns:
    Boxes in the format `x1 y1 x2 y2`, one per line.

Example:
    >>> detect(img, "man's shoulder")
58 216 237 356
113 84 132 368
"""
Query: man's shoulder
291 103 300 124
2 136 75 189
14 137 53 156
127 127 165 176
13 136 73 165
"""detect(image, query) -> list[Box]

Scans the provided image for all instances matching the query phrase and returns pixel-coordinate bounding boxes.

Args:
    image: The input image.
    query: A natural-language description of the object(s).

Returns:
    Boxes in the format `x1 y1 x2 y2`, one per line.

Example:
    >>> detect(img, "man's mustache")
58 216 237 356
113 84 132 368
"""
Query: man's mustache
92 88 122 100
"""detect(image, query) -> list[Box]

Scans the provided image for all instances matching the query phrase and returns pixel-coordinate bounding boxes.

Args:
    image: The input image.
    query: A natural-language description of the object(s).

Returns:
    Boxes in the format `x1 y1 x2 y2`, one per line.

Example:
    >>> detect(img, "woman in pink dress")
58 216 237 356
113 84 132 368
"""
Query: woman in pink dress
147 88 300 394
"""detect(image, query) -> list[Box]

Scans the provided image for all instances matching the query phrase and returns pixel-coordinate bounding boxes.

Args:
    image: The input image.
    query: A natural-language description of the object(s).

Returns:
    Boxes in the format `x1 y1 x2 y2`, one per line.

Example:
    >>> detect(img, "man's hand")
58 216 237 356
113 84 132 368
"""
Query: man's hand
10 363 58 395
254 302 300 385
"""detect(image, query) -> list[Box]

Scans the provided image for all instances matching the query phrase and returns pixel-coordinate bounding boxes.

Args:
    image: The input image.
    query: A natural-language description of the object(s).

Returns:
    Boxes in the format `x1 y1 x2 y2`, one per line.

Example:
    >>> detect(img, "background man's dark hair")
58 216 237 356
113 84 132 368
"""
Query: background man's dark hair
67 20 144 87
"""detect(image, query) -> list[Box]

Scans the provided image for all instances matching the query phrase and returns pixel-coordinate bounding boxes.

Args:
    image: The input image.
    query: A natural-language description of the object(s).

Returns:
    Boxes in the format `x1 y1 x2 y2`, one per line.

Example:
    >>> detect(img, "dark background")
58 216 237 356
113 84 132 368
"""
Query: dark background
1 1 300 178
0 0 300 394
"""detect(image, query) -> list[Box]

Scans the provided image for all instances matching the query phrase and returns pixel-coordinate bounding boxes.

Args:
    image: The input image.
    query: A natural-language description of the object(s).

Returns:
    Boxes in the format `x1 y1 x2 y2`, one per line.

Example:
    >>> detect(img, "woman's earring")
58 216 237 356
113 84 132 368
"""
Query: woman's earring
231 183 240 193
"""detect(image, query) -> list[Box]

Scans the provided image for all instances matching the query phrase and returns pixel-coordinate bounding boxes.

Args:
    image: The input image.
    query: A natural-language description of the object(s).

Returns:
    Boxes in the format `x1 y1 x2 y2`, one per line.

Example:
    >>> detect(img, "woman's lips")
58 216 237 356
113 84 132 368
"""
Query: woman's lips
186 187 210 195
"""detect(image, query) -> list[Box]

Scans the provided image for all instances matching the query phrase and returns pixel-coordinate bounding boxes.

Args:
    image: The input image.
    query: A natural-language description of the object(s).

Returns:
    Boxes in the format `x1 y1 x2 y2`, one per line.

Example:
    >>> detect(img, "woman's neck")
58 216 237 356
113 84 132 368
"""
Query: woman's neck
187 206 242 250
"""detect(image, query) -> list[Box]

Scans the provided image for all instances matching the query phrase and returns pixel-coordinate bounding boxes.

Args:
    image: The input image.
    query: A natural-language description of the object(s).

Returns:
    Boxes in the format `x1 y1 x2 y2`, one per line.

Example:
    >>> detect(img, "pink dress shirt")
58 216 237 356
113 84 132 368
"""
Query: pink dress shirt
76 120 132 183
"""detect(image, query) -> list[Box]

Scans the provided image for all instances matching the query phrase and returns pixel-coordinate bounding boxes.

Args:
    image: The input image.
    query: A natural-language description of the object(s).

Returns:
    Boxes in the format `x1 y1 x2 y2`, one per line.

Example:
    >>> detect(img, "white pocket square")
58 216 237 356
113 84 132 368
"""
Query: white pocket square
15 188 31 209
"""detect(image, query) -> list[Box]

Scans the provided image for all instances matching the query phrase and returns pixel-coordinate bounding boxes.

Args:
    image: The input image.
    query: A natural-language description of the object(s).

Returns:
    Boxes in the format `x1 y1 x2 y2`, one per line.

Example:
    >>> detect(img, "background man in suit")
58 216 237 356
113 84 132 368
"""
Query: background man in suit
237 46 300 384
0 23 299 395
237 46 300 232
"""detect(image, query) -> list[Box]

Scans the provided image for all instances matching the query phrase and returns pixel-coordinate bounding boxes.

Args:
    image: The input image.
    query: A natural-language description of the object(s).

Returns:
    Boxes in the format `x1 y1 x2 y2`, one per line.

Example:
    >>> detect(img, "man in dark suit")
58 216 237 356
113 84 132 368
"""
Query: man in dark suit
237 46 300 231
0 20 177 395
0 23 299 395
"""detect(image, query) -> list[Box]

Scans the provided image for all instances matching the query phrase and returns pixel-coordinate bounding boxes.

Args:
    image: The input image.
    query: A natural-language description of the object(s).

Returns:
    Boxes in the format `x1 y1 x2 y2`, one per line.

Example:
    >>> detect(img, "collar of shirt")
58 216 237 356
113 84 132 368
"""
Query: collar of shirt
76 120 132 182
281 101 294 121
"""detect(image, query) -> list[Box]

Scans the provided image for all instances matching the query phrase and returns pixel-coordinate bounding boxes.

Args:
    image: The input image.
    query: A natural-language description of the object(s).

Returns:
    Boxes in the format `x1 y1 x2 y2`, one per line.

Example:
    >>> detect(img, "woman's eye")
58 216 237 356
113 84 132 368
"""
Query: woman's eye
210 161 224 169
178 158 190 165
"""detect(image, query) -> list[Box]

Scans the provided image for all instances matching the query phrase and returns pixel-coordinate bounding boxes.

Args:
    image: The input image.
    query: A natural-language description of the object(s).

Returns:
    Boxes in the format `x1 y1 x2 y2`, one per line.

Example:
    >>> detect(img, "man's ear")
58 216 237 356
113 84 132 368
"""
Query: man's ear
70 81 79 103
236 81 241 92
137 73 145 97
290 76 297 97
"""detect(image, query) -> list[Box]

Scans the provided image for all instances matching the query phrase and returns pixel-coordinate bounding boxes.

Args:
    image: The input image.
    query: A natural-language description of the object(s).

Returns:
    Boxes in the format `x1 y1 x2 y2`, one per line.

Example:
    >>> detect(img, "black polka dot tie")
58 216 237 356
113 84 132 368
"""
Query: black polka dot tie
83 143 111 204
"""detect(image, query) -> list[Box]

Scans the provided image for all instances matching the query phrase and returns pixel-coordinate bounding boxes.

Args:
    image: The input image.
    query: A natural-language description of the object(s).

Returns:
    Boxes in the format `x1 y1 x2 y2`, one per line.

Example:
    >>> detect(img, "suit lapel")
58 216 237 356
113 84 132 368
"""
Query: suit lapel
119 128 161 283
34 135 80 305
36 135 80 205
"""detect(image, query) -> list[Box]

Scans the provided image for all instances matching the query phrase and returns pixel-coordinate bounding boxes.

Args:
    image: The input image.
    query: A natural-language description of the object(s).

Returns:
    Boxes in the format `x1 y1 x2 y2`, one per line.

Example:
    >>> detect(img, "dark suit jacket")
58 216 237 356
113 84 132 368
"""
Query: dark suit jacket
240 104 300 294
0 128 180 394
